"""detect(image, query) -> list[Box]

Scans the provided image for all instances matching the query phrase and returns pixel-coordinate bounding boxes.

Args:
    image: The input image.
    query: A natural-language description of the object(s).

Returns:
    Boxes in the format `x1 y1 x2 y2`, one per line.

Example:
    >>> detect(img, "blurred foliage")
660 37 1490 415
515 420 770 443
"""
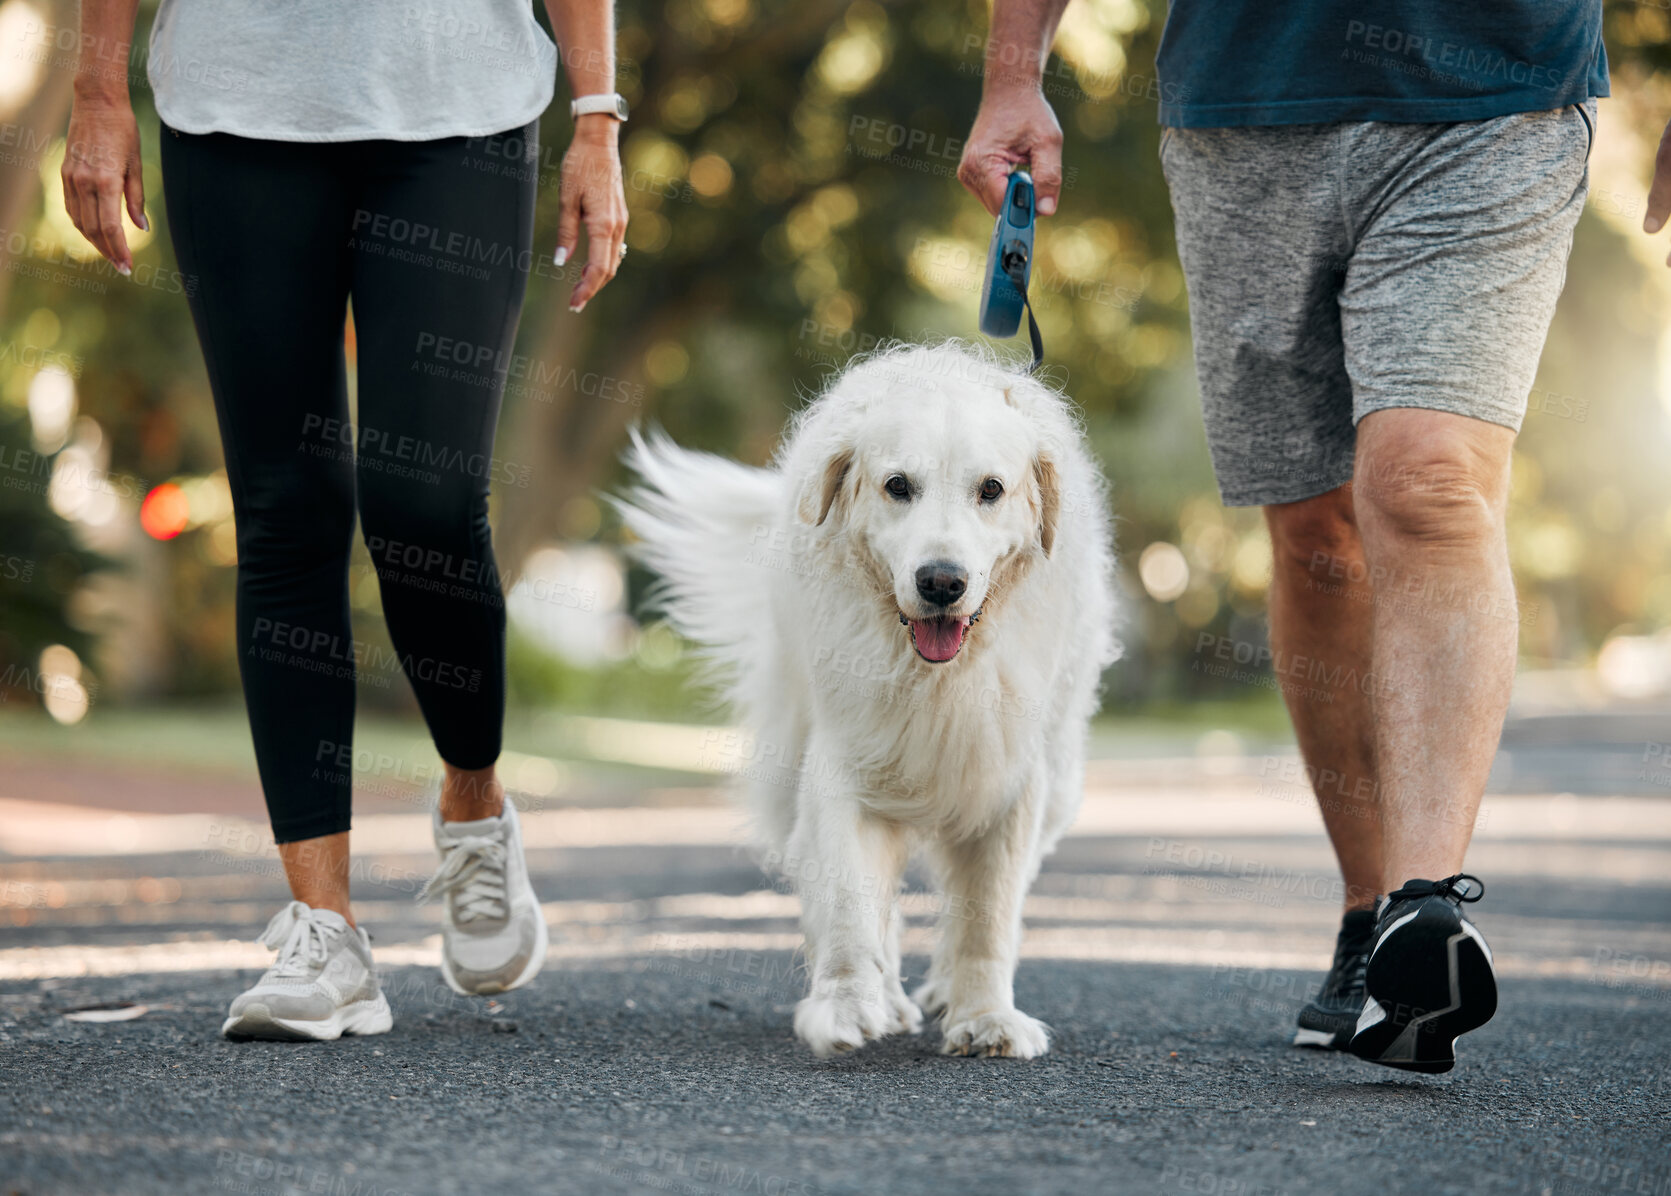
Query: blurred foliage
0 407 108 699
0 0 1669 724
507 625 710 720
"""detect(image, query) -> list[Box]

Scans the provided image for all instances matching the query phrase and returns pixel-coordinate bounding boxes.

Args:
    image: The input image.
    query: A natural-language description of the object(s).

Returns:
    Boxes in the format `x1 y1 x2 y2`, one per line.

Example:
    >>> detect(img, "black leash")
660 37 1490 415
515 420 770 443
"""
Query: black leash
1001 241 1044 375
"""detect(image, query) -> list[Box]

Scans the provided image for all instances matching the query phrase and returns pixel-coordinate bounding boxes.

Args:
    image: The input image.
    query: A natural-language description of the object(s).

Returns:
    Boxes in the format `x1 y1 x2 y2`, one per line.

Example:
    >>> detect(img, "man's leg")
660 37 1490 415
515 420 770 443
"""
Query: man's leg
1327 103 1586 1070
1263 485 1379 912
1351 408 1516 885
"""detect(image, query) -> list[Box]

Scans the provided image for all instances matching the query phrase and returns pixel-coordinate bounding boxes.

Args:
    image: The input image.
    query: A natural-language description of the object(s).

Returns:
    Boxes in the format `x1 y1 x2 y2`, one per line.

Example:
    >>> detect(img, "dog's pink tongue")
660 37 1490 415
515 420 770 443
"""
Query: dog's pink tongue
910 616 966 662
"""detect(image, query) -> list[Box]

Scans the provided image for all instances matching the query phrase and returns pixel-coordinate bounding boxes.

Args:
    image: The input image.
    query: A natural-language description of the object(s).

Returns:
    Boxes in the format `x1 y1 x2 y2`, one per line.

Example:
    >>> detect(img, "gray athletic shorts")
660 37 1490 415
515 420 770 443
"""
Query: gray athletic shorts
1160 101 1593 507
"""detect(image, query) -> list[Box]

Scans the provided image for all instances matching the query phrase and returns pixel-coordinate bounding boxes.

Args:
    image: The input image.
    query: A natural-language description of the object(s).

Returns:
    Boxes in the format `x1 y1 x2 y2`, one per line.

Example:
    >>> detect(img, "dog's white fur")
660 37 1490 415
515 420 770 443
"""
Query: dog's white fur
615 342 1118 1058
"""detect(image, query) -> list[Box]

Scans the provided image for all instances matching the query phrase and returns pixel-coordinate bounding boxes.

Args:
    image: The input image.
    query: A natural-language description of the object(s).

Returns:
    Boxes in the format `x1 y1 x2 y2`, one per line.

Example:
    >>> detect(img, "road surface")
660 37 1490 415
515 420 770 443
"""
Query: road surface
1 726 1668 1195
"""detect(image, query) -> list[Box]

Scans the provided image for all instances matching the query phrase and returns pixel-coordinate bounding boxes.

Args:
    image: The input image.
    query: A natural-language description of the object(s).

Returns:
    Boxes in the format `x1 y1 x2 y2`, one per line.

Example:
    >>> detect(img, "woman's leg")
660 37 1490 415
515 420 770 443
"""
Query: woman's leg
348 124 547 996
160 127 360 917
347 124 539 806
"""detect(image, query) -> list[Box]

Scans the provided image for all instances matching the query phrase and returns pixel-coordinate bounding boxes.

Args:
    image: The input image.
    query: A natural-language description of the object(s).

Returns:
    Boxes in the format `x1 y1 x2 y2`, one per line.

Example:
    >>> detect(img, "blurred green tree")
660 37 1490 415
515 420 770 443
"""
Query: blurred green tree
1 0 1669 720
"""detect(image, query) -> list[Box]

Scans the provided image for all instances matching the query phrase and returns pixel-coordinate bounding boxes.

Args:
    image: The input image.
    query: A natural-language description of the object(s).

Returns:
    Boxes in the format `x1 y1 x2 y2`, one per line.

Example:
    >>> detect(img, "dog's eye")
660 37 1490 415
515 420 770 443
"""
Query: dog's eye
979 478 1004 503
885 475 911 500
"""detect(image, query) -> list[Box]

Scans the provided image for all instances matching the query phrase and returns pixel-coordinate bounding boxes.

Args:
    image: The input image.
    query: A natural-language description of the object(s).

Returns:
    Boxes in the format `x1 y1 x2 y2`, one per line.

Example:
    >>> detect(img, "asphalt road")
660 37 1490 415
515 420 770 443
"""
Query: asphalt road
2 743 1669 1196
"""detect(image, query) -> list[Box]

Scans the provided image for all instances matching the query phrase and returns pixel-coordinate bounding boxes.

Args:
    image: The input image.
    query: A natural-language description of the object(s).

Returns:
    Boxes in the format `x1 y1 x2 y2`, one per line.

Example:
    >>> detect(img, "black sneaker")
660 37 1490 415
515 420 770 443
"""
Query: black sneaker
1293 908 1376 1049
1347 873 1497 1074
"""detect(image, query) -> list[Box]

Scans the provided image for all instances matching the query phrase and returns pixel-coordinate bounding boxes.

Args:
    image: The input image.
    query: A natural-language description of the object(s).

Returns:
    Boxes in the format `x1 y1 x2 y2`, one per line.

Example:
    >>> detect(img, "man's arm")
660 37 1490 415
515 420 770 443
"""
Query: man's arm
958 0 1073 217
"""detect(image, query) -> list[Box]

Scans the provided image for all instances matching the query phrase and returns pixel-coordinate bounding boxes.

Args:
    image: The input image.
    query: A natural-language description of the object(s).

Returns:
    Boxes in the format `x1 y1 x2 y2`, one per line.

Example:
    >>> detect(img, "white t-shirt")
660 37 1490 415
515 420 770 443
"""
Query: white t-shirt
147 1 558 142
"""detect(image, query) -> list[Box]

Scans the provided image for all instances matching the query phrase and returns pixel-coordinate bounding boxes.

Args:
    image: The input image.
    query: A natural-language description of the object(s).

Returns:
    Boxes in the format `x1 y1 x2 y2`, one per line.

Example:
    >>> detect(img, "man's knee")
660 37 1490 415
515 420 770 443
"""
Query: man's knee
1264 486 1360 579
1353 412 1513 551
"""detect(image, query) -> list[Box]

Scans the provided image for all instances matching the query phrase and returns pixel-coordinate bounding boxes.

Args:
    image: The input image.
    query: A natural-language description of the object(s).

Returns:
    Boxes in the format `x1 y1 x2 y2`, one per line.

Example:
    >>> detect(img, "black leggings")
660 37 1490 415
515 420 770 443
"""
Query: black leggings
160 121 538 843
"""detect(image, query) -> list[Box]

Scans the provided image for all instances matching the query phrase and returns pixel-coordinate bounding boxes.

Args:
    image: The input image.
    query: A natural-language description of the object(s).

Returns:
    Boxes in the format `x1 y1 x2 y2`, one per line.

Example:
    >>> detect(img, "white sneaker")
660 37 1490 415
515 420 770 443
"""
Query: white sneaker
222 901 392 1041
421 798 548 996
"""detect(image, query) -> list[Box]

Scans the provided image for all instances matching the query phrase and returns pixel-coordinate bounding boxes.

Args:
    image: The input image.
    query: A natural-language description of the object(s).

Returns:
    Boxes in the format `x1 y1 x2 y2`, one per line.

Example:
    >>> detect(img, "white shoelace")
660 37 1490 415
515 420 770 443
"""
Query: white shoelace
420 835 509 924
259 901 336 979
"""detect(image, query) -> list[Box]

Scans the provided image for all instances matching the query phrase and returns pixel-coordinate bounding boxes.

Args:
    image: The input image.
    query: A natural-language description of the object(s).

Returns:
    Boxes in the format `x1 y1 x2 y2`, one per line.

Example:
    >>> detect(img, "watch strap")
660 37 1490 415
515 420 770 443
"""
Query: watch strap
570 93 628 121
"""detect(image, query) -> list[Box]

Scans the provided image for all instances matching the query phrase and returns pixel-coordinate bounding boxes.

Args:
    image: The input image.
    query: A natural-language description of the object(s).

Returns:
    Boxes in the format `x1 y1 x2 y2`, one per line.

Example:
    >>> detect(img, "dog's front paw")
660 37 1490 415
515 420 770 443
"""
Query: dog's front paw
794 991 892 1057
940 1008 1050 1059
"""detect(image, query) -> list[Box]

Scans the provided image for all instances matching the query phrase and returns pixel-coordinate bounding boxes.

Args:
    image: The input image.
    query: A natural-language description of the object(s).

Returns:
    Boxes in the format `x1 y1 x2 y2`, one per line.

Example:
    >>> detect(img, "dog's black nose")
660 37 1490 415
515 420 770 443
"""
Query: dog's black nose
915 561 967 607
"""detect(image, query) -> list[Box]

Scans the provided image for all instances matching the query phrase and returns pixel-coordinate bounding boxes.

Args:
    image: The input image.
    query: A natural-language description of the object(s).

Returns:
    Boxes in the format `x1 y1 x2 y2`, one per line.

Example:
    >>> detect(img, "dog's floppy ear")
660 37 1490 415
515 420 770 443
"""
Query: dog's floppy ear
803 448 854 527
1034 454 1060 556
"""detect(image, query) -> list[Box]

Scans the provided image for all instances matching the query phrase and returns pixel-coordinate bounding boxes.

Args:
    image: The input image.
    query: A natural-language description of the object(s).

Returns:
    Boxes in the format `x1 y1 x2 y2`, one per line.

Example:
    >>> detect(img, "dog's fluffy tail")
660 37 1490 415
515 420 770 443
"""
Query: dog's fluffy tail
612 426 783 708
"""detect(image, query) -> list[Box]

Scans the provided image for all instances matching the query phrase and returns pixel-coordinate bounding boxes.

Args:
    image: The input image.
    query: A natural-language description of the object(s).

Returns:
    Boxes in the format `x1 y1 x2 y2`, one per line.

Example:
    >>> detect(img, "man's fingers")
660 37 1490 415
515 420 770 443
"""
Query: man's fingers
958 154 1009 217
1030 139 1064 217
1646 123 1671 236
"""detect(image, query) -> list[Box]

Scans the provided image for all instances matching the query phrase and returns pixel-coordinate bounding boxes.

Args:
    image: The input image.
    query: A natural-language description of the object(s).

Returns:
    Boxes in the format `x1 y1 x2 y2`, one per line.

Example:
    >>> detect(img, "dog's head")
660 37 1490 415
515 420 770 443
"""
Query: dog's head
793 345 1068 664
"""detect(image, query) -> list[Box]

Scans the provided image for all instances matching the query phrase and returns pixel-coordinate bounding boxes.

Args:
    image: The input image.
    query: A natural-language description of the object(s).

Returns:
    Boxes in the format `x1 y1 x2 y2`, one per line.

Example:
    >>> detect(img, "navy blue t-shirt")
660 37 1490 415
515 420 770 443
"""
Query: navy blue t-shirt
1156 2 1609 127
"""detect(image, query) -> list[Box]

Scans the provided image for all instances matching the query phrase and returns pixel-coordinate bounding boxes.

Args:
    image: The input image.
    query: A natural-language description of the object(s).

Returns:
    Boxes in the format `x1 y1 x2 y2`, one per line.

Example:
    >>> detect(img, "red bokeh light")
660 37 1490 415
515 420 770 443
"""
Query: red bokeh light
140 483 191 540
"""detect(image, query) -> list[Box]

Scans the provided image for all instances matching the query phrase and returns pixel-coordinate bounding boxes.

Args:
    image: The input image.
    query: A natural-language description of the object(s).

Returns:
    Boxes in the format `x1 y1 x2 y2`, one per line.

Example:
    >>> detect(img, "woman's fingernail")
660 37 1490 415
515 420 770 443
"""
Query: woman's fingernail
554 247 569 266
138 214 149 232
569 302 586 313
1038 196 1056 215
1647 215 1664 234
117 263 132 277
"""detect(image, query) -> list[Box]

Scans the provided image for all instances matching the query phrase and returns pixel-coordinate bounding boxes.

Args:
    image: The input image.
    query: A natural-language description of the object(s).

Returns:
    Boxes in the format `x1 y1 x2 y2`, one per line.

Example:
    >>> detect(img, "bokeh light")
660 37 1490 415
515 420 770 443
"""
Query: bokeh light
140 483 191 540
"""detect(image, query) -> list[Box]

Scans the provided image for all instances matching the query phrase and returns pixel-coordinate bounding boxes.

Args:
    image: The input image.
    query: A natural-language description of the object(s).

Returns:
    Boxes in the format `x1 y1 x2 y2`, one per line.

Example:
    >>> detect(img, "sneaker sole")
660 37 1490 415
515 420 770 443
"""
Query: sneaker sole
222 993 393 1043
1292 1025 1347 1050
1348 908 1496 1074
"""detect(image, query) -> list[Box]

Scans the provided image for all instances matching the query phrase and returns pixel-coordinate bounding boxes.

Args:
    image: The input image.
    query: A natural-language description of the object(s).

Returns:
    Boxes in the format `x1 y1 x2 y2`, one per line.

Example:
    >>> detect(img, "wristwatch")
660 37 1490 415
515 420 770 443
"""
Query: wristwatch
570 93 629 122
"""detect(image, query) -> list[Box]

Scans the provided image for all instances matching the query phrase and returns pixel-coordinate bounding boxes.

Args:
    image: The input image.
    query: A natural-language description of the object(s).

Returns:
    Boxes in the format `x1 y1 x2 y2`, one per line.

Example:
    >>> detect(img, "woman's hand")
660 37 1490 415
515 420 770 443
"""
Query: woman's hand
555 114 628 312
62 94 147 275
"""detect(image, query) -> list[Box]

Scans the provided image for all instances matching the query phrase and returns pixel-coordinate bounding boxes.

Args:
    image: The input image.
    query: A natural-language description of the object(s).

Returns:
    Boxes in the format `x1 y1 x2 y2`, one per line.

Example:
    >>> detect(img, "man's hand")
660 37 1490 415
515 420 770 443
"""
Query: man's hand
554 114 628 313
959 84 1064 219
62 94 147 275
1647 115 1671 264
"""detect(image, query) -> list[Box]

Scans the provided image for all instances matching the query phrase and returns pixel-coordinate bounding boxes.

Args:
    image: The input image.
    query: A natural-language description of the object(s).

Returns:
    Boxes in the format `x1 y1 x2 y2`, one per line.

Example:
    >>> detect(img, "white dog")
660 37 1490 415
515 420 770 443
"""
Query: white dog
616 342 1117 1058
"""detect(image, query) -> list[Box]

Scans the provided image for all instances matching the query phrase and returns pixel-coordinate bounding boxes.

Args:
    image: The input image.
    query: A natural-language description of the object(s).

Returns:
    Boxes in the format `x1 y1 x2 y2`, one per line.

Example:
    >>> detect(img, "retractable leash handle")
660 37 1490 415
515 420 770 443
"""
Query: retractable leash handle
977 169 1044 373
